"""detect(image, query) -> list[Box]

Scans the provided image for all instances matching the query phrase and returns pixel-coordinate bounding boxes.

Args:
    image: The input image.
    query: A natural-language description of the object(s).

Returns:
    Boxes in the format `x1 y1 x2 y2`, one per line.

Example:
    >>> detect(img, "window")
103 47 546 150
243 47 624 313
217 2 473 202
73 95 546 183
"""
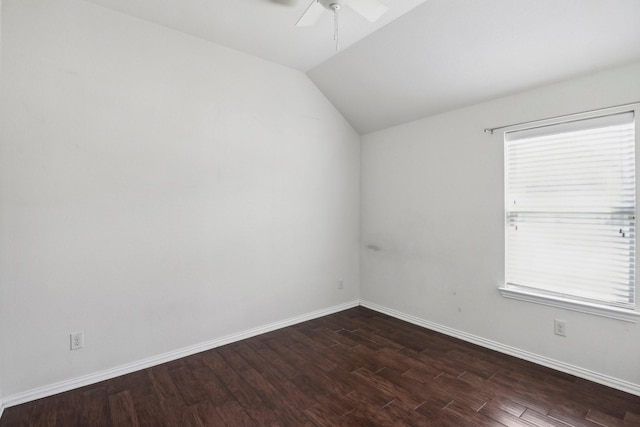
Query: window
500 108 638 321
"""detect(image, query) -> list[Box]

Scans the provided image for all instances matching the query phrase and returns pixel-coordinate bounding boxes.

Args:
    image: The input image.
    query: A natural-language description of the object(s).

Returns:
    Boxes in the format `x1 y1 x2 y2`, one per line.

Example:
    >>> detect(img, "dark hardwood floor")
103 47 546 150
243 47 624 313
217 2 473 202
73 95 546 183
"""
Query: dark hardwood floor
2 306 640 426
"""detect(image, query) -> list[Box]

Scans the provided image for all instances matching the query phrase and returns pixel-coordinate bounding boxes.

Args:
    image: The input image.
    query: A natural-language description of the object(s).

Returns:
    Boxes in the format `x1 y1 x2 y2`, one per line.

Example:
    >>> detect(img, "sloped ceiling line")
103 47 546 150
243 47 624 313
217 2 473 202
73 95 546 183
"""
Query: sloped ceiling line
82 0 640 134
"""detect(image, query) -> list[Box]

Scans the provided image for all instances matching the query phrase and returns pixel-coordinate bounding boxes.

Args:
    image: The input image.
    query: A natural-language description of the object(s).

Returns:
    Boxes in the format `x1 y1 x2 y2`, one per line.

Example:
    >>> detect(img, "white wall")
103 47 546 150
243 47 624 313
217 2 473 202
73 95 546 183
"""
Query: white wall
362 61 640 390
0 0 360 397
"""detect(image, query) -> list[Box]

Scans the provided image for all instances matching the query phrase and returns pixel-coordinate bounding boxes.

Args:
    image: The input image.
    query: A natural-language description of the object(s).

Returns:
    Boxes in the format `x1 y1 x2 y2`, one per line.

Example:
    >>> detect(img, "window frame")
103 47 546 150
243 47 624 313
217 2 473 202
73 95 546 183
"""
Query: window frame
498 104 640 323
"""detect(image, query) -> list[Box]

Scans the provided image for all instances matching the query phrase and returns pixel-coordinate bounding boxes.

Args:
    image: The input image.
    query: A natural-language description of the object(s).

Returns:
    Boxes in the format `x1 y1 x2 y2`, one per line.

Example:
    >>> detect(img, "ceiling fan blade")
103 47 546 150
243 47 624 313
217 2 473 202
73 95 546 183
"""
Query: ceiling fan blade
348 0 388 22
296 0 326 26
269 0 298 6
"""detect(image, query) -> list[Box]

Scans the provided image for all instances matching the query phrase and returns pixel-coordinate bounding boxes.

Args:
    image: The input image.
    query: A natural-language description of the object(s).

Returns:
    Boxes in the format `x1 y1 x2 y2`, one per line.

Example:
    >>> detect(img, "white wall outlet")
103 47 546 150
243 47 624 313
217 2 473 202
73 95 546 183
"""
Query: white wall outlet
338 279 344 289
70 331 84 350
554 319 566 337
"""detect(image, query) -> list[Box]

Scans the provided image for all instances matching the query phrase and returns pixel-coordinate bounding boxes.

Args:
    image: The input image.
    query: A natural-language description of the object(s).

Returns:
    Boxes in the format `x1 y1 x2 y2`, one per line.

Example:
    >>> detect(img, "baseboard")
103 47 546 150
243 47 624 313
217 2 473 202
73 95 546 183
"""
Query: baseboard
2 300 359 409
7 298 636 412
0 399 5 421
360 299 640 397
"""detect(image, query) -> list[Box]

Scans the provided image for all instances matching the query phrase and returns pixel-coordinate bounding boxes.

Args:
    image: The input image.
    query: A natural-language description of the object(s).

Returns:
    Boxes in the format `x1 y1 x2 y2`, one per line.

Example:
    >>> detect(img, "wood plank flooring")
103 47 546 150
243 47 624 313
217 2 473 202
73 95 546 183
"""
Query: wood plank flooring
2 306 639 426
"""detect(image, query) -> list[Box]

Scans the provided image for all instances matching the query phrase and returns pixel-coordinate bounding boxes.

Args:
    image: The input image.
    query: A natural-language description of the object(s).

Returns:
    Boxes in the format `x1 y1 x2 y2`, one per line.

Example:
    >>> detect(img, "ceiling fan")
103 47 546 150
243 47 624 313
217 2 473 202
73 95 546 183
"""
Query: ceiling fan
296 0 389 50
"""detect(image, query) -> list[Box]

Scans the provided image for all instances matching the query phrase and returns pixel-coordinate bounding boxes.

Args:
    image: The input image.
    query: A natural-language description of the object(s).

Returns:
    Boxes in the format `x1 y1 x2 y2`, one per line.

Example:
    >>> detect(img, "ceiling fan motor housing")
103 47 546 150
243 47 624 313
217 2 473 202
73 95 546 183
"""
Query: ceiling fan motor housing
296 0 388 29
319 0 345 11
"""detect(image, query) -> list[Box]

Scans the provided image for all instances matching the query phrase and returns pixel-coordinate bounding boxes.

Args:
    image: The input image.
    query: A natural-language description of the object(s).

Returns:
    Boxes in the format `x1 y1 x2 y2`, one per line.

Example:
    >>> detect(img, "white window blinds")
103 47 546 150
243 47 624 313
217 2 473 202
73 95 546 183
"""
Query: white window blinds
505 111 636 309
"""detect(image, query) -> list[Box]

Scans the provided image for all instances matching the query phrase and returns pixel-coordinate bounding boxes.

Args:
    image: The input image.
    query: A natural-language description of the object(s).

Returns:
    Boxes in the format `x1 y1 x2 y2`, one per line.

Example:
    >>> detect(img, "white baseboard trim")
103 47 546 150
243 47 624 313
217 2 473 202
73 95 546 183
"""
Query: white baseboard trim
360 299 640 397
2 300 359 409
0 400 5 420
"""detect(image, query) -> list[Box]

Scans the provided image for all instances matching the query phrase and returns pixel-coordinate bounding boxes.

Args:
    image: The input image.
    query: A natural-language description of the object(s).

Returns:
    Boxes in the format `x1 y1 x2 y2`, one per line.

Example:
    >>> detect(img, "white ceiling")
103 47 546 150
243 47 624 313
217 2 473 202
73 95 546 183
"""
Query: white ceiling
81 0 427 71
82 0 640 135
310 0 640 133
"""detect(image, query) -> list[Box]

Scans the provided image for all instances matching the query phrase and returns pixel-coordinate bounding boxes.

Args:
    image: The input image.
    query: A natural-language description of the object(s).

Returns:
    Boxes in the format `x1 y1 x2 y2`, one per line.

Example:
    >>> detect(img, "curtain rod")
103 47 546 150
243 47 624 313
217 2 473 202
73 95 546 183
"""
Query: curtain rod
483 101 640 135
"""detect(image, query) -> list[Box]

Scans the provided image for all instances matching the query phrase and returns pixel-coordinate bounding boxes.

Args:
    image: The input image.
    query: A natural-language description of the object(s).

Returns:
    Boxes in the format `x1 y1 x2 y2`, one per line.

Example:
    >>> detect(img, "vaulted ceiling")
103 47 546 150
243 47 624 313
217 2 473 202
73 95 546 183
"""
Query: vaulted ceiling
81 0 640 134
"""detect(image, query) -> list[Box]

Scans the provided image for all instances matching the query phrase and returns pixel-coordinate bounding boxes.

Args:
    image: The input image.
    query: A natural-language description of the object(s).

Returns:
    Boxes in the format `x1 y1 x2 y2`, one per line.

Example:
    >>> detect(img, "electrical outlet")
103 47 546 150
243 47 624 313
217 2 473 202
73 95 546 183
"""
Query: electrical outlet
554 320 566 337
338 279 344 289
70 331 84 350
